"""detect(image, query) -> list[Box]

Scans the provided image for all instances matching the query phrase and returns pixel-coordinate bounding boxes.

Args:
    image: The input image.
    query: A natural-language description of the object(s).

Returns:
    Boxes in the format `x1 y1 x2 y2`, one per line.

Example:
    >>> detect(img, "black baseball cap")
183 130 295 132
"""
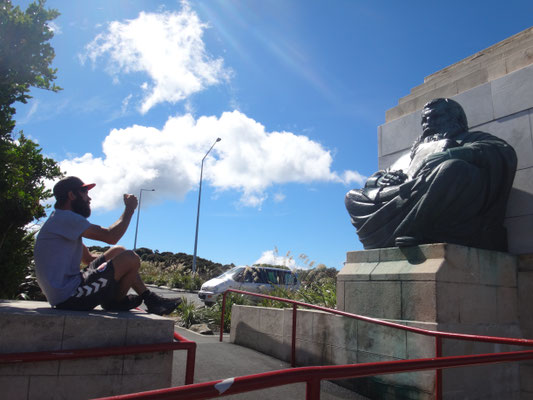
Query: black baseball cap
53 176 96 202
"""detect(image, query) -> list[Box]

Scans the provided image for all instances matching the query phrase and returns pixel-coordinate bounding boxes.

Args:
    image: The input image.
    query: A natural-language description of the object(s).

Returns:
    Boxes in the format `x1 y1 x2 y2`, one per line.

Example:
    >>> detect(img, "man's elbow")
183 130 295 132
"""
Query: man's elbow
83 225 124 246
105 237 120 245
97 232 120 245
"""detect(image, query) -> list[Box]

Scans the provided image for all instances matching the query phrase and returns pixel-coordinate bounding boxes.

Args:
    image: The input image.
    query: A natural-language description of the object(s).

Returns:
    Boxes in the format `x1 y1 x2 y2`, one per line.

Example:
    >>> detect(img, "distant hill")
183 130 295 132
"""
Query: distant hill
88 246 337 289
88 246 235 282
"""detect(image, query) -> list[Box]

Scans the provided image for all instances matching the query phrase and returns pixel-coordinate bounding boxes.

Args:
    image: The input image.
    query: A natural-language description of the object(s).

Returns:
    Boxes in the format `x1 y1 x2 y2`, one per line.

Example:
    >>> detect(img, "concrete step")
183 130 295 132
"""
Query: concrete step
402 44 533 105
386 27 533 122
421 27 533 87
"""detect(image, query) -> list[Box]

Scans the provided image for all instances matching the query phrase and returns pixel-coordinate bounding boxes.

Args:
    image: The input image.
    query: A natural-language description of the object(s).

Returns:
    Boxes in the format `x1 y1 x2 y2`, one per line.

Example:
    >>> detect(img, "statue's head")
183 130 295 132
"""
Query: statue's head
421 98 468 138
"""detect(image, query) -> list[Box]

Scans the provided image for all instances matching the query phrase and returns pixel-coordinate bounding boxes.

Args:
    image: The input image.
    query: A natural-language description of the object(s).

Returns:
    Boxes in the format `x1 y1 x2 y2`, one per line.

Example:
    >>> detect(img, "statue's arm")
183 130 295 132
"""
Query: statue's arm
413 137 509 178
413 148 471 178
364 171 384 188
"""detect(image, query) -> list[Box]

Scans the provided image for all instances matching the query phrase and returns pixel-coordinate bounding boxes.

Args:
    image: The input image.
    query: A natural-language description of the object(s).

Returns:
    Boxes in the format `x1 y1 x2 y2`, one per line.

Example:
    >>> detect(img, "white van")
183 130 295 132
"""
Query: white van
198 265 300 305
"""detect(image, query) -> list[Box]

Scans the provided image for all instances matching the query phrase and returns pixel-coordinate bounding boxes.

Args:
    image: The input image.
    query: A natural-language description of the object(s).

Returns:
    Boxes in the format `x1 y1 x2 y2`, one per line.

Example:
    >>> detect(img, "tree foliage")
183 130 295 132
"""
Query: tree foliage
0 0 62 298
0 0 60 137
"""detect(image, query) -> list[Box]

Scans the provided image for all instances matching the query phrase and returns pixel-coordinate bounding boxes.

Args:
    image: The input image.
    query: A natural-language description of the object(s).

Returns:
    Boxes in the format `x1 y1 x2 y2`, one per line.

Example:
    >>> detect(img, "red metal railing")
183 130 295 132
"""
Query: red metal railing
173 331 197 385
93 349 533 399
0 330 196 385
219 289 533 399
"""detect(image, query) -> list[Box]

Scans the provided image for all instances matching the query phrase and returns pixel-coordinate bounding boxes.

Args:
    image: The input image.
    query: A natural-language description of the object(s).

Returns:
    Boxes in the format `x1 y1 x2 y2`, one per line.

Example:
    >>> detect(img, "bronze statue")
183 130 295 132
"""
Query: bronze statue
345 98 517 251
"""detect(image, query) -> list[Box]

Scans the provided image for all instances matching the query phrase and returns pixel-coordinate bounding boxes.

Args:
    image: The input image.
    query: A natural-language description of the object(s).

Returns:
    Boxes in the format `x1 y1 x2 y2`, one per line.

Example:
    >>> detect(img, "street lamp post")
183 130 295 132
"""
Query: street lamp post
133 188 155 251
192 137 221 275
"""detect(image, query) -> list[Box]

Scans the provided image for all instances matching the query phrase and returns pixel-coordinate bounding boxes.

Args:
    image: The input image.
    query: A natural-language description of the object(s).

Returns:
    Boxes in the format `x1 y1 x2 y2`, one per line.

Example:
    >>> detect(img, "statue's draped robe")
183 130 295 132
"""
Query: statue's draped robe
345 131 517 251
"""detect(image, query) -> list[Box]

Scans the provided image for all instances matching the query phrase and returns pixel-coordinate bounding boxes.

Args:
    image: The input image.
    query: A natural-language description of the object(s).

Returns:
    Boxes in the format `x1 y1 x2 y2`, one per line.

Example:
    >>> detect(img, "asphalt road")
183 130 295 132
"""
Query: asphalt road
172 327 369 400
146 285 203 307
128 285 204 313
148 286 369 399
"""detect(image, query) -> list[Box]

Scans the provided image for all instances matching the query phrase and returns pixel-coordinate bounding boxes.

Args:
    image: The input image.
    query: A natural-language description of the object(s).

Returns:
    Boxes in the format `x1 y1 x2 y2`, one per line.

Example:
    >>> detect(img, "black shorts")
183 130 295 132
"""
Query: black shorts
55 255 117 311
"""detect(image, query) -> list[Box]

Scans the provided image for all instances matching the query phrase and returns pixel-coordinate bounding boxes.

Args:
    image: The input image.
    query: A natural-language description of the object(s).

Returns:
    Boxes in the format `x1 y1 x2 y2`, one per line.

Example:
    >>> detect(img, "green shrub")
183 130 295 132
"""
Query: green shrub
176 298 205 328
204 293 252 333
257 286 297 308
298 278 336 308
168 274 183 289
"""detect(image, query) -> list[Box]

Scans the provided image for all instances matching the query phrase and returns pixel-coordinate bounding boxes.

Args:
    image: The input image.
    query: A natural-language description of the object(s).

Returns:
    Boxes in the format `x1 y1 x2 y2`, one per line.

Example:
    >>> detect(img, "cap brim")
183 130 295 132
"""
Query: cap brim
82 183 96 190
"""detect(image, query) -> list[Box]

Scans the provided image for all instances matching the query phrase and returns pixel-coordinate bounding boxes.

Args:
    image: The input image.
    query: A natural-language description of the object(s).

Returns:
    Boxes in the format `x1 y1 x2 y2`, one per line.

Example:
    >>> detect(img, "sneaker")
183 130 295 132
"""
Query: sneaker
144 292 182 315
102 295 142 311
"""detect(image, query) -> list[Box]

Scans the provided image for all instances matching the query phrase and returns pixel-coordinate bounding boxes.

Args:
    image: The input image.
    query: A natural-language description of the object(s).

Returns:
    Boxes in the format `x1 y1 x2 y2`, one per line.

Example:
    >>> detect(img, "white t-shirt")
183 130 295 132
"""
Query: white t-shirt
34 209 91 306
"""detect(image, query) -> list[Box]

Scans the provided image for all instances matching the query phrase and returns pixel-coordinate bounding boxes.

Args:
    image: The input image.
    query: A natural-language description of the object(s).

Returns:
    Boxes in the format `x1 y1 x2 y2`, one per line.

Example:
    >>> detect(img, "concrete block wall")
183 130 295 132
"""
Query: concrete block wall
0 300 174 400
377 62 533 255
231 305 438 399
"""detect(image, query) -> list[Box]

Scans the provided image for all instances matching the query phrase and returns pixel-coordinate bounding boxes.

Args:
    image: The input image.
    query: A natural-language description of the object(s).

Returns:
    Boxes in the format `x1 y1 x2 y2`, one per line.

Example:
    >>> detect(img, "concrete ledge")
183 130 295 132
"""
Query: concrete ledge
0 300 175 399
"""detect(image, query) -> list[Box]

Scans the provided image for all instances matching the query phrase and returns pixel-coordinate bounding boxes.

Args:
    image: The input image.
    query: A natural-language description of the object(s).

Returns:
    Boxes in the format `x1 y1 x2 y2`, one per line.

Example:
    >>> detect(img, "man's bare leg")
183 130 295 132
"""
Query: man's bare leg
103 247 181 315
108 249 147 300
103 246 127 262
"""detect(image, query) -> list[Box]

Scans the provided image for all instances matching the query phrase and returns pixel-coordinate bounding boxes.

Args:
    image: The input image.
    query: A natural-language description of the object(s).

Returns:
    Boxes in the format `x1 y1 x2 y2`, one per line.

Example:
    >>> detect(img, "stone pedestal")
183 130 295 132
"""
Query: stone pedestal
337 244 523 400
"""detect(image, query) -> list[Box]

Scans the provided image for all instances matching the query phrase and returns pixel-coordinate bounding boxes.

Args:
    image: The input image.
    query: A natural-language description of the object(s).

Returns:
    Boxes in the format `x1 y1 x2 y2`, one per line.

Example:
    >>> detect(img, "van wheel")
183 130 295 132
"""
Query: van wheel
205 301 214 307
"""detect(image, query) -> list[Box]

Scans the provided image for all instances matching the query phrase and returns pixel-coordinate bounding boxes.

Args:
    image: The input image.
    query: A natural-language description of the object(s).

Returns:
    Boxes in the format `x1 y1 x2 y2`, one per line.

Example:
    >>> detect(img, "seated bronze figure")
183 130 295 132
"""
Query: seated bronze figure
345 98 517 251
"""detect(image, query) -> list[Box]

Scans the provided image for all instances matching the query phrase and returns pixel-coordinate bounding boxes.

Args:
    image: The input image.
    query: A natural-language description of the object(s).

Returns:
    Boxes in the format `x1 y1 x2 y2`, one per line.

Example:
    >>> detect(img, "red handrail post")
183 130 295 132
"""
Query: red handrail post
435 336 443 400
292 303 297 367
306 378 321 400
220 291 227 342
173 331 197 385
185 343 197 385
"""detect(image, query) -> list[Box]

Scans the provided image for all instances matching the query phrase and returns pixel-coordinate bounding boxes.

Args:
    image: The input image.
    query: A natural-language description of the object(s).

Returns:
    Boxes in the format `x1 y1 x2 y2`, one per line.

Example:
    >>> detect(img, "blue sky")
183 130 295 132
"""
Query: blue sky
15 0 533 269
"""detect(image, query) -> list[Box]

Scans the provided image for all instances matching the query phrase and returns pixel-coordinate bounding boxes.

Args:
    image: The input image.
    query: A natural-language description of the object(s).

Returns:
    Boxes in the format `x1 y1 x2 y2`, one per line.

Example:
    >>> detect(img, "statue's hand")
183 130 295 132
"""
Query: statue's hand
376 170 407 187
414 151 451 178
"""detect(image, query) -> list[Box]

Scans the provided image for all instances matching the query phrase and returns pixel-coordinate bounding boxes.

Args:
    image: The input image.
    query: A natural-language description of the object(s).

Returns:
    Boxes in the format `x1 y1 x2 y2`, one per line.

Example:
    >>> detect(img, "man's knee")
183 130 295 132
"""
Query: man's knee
112 250 140 277
104 245 127 261
123 250 140 269
441 158 471 172
435 159 477 184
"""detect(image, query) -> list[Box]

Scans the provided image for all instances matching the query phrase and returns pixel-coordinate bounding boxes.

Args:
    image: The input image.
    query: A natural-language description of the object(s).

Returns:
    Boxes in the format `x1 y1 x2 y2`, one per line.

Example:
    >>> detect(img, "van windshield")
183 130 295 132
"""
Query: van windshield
217 266 245 279
226 266 297 285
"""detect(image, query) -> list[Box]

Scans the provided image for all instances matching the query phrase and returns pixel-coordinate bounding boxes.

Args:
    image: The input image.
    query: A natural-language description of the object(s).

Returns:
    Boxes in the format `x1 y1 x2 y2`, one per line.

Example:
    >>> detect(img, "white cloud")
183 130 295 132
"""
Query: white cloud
254 250 297 269
254 248 317 270
80 2 230 114
341 170 366 186
47 21 61 34
18 100 40 124
273 192 286 203
58 111 363 210
120 94 133 114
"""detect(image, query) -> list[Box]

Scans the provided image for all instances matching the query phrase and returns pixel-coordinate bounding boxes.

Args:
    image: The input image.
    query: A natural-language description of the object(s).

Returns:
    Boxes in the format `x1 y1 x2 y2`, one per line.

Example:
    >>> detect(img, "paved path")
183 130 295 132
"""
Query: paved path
172 327 370 400
145 285 203 306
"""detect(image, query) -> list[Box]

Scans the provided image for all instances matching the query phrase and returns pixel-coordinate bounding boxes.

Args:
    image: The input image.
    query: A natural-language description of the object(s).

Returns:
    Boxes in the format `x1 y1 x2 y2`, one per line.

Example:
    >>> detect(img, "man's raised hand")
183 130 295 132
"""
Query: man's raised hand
123 194 138 212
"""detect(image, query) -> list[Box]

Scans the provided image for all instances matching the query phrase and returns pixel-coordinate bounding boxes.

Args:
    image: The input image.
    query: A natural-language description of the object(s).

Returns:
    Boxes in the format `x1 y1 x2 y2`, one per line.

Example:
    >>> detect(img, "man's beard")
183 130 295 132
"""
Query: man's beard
72 195 91 218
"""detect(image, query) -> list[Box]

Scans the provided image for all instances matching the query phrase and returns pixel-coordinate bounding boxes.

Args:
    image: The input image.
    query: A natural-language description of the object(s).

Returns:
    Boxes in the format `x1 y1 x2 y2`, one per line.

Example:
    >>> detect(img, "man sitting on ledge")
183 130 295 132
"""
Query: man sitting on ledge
34 176 181 314
345 98 517 251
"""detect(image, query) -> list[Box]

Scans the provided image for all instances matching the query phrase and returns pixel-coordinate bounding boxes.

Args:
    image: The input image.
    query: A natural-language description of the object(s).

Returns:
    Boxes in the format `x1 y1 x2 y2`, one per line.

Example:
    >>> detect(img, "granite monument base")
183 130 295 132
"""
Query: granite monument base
337 243 526 400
